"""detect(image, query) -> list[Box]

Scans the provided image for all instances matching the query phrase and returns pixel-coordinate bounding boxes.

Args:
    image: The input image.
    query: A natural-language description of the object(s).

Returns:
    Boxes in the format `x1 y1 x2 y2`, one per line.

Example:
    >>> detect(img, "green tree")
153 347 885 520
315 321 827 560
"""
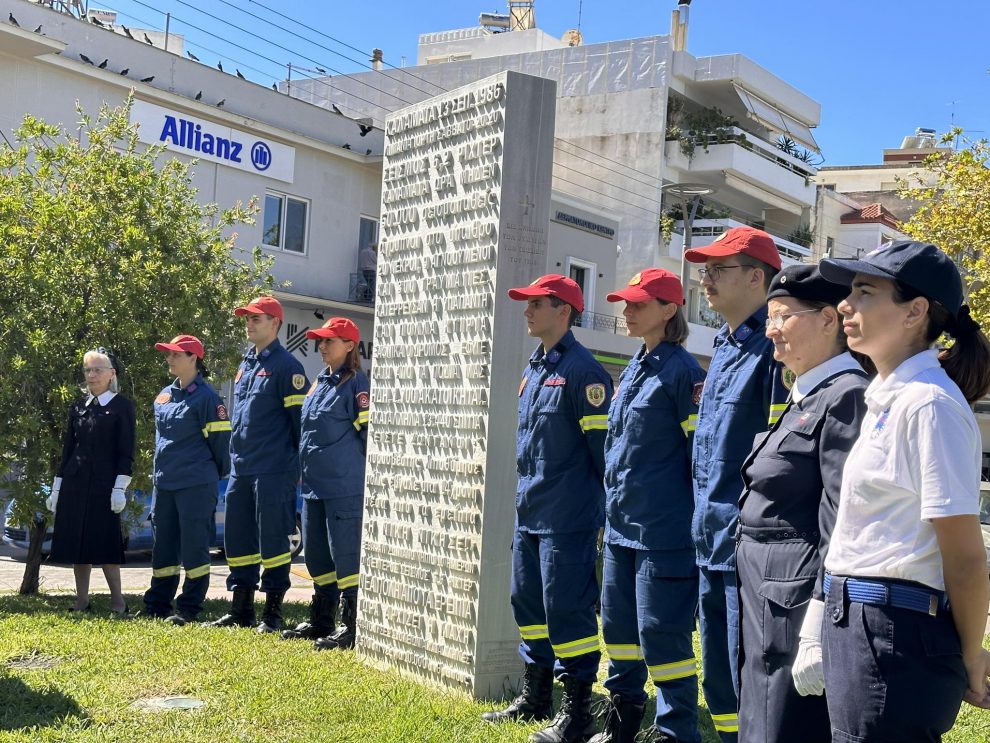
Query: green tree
900 134 990 327
0 97 274 593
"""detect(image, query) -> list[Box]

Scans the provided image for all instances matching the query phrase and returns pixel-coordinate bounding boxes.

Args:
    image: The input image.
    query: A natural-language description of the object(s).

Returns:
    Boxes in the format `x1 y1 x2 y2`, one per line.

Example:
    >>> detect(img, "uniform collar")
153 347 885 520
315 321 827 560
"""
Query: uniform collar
865 348 940 411
640 342 677 371
791 352 864 403
245 338 283 361
171 374 204 394
86 390 116 406
531 330 575 369
319 364 347 385
716 306 767 348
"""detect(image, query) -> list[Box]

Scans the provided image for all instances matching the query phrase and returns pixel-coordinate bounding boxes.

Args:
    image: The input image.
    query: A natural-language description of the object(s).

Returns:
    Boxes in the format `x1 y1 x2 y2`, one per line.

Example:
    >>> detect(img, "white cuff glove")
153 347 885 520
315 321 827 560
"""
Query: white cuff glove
793 597 825 697
110 475 131 514
46 477 63 513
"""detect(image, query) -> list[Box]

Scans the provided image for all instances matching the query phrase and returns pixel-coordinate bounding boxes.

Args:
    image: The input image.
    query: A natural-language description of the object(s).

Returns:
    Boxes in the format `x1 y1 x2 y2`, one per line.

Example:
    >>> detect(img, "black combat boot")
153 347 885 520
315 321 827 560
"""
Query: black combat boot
281 593 337 640
314 594 357 650
588 694 646 743
633 727 680 743
481 664 554 723
256 591 286 633
207 587 256 627
529 677 596 743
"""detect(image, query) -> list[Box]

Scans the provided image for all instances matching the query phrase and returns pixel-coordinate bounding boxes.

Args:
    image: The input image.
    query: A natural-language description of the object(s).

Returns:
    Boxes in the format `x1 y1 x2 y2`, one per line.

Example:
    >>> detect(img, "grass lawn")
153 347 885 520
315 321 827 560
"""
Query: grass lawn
0 593 988 742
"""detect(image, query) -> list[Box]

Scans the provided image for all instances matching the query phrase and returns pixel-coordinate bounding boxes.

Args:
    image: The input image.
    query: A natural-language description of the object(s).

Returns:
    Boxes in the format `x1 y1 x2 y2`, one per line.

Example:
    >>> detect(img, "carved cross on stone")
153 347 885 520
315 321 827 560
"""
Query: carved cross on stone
520 193 536 216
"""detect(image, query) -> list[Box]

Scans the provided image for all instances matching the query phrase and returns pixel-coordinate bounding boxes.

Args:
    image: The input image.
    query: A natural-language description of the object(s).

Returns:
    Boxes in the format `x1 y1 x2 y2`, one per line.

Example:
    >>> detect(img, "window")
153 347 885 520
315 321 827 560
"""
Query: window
358 216 379 254
826 237 835 250
566 257 596 316
263 192 309 254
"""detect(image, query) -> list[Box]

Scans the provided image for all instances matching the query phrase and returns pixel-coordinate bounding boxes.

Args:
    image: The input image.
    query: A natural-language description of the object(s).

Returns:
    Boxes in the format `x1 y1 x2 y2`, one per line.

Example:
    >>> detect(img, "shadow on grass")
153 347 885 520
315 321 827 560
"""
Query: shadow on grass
0 675 84 731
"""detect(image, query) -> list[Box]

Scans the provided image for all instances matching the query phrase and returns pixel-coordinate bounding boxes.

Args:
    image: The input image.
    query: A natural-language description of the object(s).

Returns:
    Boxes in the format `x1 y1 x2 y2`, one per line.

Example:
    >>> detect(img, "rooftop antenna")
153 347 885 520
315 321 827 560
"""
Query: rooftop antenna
577 0 583 34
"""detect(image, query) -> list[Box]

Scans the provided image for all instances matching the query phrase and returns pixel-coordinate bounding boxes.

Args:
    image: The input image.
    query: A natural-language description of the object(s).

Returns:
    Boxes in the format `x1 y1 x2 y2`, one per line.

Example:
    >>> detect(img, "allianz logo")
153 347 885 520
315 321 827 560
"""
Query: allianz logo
158 115 273 172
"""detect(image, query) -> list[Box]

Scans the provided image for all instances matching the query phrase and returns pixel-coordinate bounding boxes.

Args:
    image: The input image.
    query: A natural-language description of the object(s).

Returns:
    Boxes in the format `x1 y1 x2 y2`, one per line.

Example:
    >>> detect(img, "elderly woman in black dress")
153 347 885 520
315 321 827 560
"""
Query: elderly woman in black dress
46 348 136 615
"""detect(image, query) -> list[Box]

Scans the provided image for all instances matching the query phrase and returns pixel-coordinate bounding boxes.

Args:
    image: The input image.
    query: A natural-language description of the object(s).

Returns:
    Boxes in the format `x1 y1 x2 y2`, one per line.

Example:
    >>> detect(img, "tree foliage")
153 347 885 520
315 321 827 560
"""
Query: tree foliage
0 97 274 591
900 134 990 327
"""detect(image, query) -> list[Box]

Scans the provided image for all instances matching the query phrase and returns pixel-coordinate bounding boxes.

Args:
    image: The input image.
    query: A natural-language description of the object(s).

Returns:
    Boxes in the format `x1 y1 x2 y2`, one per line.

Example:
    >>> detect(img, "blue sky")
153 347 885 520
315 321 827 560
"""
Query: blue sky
104 0 990 166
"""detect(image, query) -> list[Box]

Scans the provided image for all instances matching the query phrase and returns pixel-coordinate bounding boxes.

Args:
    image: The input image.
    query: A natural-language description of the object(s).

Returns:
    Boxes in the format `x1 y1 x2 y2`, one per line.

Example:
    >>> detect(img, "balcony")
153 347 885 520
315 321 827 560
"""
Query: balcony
347 273 375 304
577 311 627 335
665 127 817 212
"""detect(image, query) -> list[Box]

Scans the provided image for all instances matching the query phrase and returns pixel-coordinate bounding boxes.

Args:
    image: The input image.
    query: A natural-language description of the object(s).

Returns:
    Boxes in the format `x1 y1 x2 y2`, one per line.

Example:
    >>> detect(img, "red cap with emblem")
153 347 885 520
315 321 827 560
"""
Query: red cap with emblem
233 295 284 321
306 317 360 343
507 274 585 313
606 268 684 305
683 226 782 270
154 334 205 358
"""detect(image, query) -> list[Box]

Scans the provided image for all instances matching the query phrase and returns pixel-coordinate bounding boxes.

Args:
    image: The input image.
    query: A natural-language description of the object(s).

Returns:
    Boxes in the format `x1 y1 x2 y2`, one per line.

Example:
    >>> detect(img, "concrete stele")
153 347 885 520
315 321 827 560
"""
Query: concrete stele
357 70 556 699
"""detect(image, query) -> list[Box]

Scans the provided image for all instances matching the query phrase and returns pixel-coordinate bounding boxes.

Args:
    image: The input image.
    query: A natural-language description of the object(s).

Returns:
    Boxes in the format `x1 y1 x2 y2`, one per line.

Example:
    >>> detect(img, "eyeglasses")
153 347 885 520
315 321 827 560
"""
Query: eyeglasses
765 308 821 330
698 264 754 282
83 367 112 375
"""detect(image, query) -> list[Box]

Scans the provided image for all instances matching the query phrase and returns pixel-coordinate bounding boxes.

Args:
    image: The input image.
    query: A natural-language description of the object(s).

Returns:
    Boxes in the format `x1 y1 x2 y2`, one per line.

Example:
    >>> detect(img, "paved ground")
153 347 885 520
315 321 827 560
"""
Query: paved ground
0 542 314 604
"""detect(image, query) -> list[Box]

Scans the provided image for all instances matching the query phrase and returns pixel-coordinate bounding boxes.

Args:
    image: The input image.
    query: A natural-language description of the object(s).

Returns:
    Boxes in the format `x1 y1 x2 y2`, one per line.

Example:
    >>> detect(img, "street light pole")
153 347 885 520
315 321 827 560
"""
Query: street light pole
661 182 717 295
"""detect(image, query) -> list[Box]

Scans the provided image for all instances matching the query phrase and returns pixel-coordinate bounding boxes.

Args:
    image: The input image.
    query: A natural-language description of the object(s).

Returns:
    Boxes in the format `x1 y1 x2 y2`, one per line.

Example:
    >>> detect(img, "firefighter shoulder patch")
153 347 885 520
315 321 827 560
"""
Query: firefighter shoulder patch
356 391 370 409
585 383 606 408
216 404 228 420
692 381 704 406
292 373 306 390
781 367 796 391
155 392 171 405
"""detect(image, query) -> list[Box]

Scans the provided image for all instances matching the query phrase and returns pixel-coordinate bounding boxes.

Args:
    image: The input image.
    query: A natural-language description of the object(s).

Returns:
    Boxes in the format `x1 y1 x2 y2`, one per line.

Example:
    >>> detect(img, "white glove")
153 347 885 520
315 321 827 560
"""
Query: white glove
793 597 825 696
110 475 131 514
46 477 62 513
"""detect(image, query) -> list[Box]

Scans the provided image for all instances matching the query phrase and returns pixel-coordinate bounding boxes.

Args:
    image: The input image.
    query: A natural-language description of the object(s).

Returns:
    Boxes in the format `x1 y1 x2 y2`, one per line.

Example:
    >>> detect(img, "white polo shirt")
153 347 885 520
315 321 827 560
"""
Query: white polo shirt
825 349 981 591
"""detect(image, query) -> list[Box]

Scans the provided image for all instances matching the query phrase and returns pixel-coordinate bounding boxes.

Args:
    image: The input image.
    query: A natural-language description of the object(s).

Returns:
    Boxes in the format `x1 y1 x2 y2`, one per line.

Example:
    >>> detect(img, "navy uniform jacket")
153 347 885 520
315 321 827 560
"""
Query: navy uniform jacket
604 342 706 555
300 367 371 500
691 306 788 570
153 375 231 489
230 339 308 476
739 364 868 600
516 330 613 534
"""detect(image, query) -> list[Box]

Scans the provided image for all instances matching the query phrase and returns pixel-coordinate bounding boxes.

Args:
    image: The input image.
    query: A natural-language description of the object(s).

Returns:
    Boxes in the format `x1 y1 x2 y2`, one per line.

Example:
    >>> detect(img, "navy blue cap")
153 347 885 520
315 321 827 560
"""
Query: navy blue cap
767 264 848 306
819 241 963 316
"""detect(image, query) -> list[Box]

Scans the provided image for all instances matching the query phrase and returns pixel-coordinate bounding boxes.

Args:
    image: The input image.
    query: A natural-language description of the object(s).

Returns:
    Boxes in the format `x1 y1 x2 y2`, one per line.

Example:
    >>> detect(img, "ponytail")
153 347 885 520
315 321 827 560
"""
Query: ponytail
335 343 364 387
196 357 211 379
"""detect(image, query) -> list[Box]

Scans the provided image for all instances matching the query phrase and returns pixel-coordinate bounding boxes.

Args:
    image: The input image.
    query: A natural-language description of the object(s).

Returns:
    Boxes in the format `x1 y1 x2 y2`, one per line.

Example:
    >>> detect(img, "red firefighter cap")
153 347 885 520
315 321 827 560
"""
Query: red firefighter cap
233 295 284 321
306 317 360 343
507 274 585 313
154 334 205 358
606 268 685 305
684 226 782 270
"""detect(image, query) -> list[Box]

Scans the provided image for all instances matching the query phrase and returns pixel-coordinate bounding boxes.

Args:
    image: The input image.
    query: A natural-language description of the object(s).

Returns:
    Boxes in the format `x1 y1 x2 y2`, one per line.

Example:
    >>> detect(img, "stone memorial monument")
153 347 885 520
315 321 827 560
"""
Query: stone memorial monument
357 70 557 699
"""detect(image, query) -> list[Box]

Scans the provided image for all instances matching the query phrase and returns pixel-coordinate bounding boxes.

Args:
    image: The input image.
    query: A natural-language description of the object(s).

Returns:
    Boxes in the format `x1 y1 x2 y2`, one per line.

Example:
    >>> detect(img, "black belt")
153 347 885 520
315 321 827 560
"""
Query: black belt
824 574 949 617
736 525 820 543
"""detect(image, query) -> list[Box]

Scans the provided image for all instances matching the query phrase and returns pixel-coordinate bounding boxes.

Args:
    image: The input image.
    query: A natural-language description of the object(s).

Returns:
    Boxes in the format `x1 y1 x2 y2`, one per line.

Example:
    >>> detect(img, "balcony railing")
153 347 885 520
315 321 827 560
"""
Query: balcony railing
348 273 375 304
668 126 818 179
577 311 627 335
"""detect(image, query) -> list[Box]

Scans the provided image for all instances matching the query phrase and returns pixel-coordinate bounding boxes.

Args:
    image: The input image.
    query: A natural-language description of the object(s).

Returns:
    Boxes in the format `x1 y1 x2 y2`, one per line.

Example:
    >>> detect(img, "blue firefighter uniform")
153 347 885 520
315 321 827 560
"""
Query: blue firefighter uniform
601 342 706 742
299 367 370 607
225 339 307 594
512 329 613 682
736 357 867 743
144 376 230 618
691 306 788 742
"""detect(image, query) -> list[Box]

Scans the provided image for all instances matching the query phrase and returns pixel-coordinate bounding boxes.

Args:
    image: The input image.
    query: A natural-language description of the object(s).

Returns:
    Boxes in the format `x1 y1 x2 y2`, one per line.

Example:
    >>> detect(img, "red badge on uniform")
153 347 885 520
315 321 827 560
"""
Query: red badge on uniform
585 383 606 408
356 391 370 409
155 392 172 405
216 404 228 420
692 381 704 406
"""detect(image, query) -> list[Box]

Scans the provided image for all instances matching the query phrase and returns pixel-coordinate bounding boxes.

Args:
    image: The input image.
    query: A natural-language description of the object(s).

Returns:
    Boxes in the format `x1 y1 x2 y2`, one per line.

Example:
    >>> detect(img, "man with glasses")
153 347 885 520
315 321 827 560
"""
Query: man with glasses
683 226 788 743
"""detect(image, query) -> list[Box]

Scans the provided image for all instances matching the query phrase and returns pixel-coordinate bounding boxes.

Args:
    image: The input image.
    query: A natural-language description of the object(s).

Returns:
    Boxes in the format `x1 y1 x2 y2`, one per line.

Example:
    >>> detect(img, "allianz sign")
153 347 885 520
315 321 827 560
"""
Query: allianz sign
131 99 295 183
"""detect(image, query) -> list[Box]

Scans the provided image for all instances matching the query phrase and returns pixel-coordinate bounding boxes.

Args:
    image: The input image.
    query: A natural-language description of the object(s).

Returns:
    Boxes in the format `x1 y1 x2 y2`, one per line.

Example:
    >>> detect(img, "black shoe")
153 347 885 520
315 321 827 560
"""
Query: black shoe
529 677 595 743
109 603 131 619
314 594 357 650
207 587 256 628
68 603 91 614
282 593 336 640
589 694 646 743
256 591 286 634
633 727 680 743
481 664 555 723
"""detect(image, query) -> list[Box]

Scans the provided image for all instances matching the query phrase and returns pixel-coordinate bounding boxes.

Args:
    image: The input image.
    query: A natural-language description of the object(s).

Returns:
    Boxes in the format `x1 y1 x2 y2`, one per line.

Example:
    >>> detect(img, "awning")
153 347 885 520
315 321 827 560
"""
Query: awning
733 85 820 153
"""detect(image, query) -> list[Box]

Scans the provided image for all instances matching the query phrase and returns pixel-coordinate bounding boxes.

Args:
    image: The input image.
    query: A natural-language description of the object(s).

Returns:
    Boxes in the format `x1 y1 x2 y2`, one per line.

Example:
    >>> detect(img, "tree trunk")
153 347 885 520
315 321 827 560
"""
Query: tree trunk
18 517 47 595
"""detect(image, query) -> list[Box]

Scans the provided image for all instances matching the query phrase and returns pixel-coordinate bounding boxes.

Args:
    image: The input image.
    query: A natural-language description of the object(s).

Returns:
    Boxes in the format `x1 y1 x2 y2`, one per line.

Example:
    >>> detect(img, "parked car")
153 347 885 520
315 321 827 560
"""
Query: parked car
3 479 304 558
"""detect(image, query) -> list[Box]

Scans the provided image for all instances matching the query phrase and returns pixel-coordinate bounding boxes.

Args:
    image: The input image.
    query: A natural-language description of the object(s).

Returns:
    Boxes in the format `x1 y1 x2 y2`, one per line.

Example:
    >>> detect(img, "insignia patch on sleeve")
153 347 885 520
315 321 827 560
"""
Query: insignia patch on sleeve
691 381 704 406
292 373 306 390
585 383 606 408
356 391 370 409
155 392 171 405
216 404 228 420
